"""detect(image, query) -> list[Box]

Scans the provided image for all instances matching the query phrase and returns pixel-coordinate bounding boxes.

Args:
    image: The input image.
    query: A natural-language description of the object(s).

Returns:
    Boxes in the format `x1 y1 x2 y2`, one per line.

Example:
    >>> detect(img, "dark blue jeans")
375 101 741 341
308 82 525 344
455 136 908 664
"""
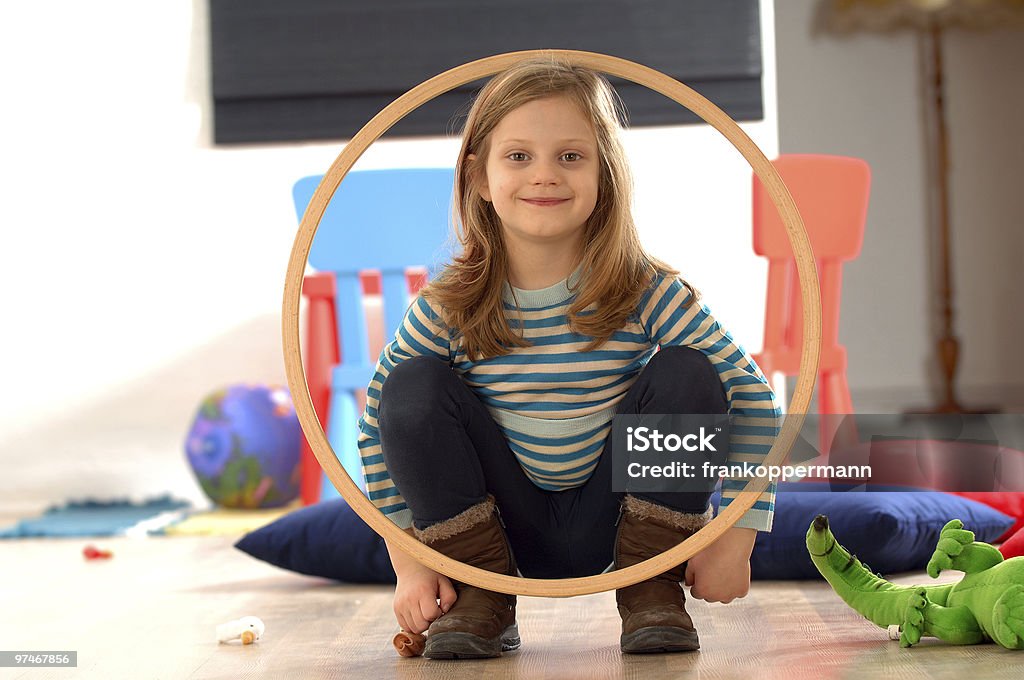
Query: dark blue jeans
377 346 727 579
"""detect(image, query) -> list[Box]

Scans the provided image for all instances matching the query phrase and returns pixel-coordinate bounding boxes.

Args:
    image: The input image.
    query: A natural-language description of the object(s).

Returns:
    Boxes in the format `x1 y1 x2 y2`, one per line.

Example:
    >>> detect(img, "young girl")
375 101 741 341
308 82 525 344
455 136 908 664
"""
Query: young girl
356 57 780 658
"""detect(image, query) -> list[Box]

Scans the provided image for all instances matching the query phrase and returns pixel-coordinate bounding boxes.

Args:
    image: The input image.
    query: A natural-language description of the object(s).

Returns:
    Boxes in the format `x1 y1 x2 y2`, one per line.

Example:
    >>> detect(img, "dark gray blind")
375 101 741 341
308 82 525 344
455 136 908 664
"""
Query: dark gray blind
210 0 762 144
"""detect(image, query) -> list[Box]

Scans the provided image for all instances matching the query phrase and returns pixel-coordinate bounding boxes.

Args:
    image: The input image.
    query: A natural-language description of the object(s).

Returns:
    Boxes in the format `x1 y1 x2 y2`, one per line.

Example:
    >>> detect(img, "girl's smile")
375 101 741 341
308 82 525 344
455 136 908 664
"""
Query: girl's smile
521 197 570 206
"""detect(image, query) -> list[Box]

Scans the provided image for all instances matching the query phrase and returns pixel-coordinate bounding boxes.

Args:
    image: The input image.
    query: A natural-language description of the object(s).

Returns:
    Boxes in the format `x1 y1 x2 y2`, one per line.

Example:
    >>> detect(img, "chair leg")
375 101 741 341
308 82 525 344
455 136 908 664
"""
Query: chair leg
826 369 854 414
325 390 364 499
301 279 339 506
818 371 858 457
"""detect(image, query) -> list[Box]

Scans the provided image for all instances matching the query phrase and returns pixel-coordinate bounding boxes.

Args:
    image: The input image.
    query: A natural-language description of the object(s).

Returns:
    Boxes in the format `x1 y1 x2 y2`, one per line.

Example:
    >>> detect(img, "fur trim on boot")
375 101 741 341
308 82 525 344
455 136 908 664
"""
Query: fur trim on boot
622 495 713 533
413 496 496 544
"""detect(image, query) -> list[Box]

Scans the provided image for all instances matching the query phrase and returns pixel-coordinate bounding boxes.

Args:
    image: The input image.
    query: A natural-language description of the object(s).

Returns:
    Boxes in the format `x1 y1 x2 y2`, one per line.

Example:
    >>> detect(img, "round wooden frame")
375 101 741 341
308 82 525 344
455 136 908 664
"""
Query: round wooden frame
283 49 820 598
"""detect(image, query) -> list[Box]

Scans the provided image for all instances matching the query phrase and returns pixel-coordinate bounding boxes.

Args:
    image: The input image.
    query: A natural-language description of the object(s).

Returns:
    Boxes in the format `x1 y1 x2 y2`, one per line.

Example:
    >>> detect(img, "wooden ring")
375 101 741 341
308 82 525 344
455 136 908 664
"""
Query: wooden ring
283 49 820 597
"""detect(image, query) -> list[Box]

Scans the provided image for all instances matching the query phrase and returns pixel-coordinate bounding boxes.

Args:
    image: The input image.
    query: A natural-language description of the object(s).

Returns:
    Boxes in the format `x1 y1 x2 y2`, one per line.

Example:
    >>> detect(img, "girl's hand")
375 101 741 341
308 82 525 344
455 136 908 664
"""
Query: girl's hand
683 526 756 604
385 529 458 634
393 564 458 635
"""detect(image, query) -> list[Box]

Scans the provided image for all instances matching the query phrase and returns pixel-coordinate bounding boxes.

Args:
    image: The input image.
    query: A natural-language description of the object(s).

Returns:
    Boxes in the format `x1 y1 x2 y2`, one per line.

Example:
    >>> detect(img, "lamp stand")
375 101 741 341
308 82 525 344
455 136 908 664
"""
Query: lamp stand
913 22 995 415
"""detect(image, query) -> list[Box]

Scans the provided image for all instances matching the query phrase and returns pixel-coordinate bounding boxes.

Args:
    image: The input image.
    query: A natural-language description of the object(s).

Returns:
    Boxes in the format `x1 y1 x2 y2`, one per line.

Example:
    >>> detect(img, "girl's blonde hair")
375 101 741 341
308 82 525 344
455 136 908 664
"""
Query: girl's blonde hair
423 56 695 361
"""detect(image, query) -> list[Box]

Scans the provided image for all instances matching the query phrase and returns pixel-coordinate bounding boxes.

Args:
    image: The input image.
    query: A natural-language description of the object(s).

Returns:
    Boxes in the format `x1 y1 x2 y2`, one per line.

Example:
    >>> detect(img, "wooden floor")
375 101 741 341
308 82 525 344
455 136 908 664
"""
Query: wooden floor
2 535 1022 680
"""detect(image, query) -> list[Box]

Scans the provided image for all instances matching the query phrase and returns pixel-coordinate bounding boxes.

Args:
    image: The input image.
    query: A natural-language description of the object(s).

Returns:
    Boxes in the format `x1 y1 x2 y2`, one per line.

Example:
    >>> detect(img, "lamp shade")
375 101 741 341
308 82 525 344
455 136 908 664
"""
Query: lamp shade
818 0 1024 32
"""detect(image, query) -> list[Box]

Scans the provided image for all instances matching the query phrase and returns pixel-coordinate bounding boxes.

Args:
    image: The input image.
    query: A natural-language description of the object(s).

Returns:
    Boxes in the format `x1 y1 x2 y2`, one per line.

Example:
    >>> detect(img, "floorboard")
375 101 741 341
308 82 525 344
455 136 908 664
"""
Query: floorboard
1 535 1021 679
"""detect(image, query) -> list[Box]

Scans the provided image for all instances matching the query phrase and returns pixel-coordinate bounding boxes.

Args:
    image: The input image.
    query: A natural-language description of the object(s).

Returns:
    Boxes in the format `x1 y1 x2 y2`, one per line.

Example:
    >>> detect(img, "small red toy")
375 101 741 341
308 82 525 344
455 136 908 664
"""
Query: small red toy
393 630 426 657
82 545 113 560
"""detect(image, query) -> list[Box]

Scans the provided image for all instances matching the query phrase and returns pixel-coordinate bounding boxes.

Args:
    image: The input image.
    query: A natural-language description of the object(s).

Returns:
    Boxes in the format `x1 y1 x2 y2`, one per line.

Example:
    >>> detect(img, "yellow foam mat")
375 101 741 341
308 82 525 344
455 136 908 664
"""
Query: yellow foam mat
165 501 302 536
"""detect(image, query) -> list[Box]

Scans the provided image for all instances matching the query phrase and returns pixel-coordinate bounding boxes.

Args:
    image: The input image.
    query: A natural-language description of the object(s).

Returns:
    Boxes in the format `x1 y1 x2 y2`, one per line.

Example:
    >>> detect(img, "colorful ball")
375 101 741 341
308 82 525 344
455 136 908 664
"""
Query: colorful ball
185 384 302 508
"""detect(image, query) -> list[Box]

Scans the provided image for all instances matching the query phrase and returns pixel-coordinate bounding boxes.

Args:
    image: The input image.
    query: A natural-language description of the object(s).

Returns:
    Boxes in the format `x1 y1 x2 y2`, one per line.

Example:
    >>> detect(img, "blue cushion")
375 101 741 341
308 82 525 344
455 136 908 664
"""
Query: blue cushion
235 484 1013 582
745 482 1014 579
235 499 396 583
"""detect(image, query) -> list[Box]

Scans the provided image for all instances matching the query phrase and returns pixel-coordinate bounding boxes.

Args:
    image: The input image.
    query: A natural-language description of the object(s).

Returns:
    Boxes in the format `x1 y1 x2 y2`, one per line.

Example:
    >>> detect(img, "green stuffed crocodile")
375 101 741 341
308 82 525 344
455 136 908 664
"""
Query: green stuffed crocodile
806 515 1024 649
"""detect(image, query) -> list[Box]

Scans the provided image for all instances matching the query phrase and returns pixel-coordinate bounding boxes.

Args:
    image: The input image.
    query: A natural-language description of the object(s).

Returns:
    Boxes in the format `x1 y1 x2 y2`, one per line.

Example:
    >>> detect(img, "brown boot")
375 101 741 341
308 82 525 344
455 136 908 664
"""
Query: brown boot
614 495 712 654
415 495 520 659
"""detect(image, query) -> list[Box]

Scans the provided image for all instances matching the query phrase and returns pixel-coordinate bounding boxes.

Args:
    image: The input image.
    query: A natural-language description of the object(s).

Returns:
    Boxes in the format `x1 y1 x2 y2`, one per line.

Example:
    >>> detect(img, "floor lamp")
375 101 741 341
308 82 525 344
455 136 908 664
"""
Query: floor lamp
817 0 1023 413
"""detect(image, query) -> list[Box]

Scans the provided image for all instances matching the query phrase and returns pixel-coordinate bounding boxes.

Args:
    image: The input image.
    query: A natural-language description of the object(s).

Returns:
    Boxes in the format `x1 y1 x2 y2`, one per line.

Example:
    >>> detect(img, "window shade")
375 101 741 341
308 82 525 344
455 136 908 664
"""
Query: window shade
209 0 762 144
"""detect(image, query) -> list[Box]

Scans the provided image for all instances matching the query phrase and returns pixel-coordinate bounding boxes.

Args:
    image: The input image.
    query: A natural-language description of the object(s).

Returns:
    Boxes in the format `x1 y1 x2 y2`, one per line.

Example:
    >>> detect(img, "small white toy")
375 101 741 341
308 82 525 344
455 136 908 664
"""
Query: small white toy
216 616 265 645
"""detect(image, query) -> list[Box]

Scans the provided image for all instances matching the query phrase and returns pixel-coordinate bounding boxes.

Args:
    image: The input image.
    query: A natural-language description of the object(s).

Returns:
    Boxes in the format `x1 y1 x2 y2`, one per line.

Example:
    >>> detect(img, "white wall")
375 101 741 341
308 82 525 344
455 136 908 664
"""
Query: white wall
0 1 778 511
774 0 1024 409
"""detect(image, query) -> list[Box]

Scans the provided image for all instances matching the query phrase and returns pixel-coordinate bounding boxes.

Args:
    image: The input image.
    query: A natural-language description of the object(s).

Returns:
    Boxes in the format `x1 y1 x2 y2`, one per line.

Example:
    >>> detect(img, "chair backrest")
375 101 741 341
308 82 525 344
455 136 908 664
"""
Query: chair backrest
753 154 870 261
753 154 871 362
293 168 456 372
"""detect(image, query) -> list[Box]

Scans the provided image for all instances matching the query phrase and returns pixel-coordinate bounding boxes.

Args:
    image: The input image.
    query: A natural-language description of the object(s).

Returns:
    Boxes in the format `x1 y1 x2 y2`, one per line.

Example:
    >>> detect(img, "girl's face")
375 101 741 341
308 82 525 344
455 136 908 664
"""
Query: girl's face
475 95 600 252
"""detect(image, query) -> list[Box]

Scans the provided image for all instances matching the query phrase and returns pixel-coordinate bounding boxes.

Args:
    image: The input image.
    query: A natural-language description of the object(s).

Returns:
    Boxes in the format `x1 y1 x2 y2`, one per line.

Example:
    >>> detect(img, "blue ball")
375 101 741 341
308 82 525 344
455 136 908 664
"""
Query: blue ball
185 384 302 508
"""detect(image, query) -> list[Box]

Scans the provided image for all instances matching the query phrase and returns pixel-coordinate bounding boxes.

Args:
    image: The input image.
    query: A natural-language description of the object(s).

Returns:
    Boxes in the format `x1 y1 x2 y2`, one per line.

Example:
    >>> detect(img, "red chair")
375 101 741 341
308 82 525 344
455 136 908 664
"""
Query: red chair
752 154 871 457
300 269 428 504
300 272 340 505
294 169 455 505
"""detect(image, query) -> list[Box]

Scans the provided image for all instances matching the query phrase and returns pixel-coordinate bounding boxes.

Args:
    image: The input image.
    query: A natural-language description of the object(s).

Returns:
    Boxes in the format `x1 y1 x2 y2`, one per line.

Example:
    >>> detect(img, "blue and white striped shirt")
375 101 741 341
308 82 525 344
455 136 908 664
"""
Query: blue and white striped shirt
357 269 780 532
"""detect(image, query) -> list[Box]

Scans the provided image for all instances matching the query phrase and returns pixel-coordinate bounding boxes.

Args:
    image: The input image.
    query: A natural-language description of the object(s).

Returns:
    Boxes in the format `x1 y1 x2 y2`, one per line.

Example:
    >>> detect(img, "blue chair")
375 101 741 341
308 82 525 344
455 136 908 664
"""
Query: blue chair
293 168 456 501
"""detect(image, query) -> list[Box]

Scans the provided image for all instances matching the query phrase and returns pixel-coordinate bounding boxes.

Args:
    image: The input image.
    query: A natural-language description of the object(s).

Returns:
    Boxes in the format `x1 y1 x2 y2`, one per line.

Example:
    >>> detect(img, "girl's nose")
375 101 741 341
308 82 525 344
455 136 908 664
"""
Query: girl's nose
530 159 561 185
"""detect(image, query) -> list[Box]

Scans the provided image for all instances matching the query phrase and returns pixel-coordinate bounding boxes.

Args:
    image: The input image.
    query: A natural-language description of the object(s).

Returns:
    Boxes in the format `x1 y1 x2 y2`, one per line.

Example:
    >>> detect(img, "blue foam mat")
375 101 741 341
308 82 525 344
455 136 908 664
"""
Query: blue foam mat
0 496 191 538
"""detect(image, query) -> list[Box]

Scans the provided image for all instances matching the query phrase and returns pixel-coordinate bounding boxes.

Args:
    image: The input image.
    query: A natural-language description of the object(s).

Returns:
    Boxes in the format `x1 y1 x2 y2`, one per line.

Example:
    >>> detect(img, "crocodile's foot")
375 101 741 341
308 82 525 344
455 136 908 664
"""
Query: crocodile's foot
992 584 1024 650
899 588 929 648
927 519 975 579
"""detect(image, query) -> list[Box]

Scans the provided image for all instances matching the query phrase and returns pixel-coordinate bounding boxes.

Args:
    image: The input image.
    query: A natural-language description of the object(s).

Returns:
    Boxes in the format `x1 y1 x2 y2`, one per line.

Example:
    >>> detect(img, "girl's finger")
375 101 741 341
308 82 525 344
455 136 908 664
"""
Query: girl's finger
397 597 428 634
395 609 409 635
419 596 443 625
438 577 457 613
405 608 429 635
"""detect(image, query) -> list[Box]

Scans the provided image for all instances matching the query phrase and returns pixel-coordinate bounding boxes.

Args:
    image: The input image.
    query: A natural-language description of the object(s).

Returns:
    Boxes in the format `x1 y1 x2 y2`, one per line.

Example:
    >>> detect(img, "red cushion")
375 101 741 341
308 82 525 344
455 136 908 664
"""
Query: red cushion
999 526 1024 559
950 493 1024 543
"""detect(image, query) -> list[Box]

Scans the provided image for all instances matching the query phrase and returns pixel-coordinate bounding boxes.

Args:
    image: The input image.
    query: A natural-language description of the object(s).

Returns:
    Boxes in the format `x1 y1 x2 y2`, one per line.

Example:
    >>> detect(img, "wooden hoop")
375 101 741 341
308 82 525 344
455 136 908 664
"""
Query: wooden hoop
283 49 821 598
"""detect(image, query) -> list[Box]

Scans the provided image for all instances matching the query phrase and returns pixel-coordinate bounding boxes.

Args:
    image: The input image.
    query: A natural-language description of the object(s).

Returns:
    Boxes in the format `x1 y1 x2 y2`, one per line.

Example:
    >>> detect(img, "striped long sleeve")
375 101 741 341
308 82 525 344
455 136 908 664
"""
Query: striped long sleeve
356 295 452 530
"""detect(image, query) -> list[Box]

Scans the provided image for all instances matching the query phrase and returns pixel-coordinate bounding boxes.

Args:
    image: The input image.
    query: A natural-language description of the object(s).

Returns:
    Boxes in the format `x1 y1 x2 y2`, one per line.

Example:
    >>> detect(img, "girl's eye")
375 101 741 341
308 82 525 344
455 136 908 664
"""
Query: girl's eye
561 152 582 162
508 152 528 161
